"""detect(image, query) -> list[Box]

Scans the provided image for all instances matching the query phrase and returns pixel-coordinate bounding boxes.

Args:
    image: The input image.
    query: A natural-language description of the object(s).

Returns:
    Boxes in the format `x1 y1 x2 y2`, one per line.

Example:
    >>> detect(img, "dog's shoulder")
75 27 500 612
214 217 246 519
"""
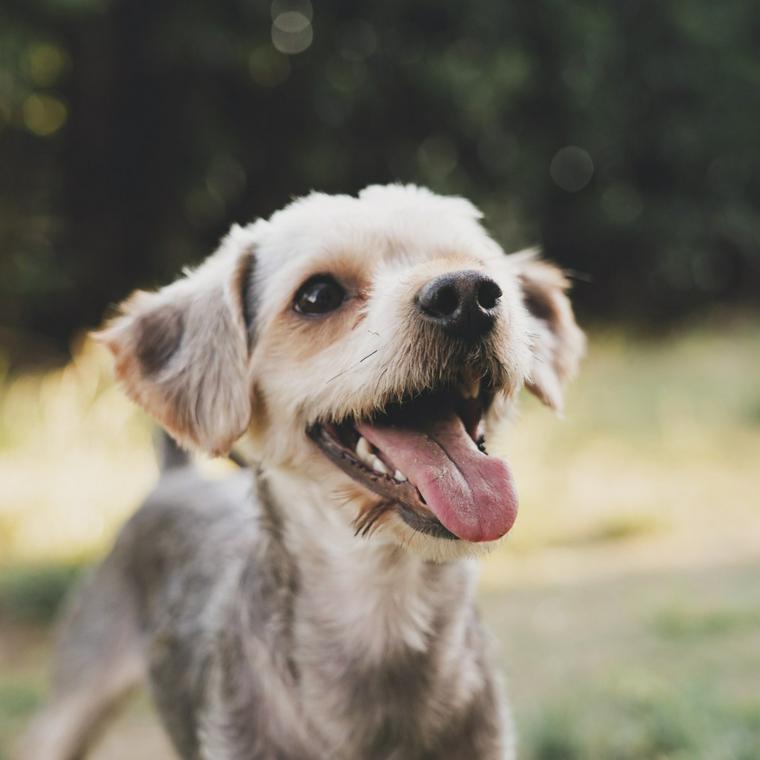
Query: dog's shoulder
111 466 260 624
124 466 256 552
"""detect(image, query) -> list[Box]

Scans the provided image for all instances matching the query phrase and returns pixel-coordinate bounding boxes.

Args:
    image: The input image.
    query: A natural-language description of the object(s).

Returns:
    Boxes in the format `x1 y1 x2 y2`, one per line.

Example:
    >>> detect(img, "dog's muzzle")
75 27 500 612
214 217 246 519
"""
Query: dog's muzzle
308 383 519 544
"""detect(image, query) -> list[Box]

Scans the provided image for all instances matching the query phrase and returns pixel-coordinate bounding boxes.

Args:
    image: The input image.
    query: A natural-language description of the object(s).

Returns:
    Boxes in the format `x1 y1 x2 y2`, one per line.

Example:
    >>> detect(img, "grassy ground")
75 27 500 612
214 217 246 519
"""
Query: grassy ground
1 316 759 758
486 559 760 760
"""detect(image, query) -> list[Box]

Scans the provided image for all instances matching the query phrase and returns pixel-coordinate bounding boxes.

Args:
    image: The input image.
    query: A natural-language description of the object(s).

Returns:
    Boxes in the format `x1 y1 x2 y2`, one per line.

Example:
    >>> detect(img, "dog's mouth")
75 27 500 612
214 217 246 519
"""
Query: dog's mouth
307 376 518 543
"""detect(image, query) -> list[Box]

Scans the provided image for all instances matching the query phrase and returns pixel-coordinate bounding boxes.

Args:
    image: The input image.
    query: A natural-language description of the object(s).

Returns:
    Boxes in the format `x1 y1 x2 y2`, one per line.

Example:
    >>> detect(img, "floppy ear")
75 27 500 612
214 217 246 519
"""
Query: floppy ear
515 251 586 412
96 225 258 456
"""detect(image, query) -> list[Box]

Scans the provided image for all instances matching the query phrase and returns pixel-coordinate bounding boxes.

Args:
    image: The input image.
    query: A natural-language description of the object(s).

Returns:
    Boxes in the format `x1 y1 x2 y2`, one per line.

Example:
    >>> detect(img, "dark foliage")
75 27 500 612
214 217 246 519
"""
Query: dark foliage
1 0 759 358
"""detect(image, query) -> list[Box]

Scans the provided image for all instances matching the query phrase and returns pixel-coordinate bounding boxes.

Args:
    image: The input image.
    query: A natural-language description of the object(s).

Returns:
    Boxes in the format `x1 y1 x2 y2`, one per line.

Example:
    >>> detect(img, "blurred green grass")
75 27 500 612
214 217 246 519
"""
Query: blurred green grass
525 687 760 760
483 557 760 760
1 317 759 758
0 564 83 624
0 682 41 760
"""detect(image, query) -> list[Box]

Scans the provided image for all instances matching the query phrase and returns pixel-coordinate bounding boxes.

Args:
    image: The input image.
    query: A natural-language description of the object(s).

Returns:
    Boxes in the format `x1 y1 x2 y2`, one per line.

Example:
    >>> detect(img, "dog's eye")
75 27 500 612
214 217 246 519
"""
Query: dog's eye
294 275 346 315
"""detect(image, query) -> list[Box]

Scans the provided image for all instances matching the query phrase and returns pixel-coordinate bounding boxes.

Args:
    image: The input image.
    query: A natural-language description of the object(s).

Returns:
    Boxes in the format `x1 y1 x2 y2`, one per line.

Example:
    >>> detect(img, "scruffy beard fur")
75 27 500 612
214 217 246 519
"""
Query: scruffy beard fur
253 316 523 562
22 185 584 760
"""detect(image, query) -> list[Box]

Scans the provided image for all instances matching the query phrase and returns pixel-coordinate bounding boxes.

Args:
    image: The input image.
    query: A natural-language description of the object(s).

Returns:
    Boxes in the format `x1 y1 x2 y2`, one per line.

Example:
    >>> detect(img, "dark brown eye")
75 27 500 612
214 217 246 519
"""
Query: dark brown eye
294 275 346 315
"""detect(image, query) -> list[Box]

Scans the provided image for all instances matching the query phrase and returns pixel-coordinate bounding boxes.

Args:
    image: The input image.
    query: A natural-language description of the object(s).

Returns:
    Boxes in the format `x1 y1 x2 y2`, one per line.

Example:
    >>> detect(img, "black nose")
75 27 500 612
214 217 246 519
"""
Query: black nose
416 270 502 341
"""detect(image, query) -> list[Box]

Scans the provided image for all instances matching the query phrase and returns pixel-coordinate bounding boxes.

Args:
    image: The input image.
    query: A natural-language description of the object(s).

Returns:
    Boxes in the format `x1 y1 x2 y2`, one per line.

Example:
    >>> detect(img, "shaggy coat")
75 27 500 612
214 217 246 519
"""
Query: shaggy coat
23 185 584 760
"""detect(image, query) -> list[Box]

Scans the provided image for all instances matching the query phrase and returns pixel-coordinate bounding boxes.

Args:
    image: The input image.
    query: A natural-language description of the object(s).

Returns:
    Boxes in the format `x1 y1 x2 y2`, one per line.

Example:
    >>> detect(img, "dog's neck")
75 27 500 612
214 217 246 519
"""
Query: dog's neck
262 468 479 663
222 469 502 758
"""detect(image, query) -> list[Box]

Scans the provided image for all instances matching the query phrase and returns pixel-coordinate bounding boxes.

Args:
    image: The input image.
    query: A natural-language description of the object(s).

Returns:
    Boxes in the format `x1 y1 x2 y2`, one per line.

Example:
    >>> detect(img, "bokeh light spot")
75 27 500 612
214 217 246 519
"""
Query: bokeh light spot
272 20 313 55
22 94 67 137
274 10 311 34
550 146 594 192
270 0 313 54
271 0 312 22
23 43 67 87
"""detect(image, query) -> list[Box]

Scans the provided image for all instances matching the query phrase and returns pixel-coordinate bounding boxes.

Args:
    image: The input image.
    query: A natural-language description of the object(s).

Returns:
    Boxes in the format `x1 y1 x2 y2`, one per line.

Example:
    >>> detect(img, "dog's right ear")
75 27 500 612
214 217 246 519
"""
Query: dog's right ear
514 252 586 413
95 224 259 456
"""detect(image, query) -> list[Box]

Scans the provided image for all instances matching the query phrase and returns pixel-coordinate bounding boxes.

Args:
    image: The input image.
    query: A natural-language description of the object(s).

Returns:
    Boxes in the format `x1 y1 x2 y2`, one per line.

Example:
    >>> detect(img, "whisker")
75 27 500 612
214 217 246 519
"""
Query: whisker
326 369 349 384
328 488 362 513
353 500 391 538
327 344 387 384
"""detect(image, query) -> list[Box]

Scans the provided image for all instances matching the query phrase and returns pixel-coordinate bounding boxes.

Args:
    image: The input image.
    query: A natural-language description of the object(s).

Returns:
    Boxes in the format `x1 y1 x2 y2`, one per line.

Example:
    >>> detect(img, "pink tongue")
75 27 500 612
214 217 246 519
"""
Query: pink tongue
355 412 518 542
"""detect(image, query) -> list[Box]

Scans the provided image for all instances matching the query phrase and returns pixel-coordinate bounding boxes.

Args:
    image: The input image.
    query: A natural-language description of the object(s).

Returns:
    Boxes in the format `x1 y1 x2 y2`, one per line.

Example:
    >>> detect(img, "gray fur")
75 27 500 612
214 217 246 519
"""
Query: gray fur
22 461 514 759
19 186 590 759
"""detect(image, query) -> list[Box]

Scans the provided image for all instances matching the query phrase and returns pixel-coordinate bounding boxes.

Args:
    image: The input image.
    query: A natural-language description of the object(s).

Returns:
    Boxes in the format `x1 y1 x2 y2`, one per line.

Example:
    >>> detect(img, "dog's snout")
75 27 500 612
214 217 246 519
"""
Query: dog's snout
416 270 502 341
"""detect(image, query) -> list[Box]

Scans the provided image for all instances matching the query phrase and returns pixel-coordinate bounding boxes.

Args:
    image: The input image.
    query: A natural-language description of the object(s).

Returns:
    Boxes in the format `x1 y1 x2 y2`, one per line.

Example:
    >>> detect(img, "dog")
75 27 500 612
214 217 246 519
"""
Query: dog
22 184 584 759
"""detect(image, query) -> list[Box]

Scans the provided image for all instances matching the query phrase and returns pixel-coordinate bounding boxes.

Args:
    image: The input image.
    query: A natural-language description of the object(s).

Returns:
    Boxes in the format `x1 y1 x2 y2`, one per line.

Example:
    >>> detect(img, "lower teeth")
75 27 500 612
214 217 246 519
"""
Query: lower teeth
354 434 407 483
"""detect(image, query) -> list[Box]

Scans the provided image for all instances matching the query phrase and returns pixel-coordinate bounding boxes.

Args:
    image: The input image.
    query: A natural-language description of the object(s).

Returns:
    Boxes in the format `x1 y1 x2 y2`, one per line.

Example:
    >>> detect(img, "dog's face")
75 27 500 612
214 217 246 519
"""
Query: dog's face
100 185 584 560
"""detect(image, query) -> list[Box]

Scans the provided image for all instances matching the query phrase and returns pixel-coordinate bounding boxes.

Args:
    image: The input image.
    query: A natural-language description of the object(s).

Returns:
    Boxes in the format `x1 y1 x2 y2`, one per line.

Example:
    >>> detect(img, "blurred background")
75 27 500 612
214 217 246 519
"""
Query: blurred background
1 1 759 758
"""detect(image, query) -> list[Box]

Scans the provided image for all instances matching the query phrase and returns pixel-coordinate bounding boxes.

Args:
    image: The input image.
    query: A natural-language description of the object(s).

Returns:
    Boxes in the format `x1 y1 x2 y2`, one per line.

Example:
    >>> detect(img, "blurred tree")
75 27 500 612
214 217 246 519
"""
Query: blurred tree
1 0 759 360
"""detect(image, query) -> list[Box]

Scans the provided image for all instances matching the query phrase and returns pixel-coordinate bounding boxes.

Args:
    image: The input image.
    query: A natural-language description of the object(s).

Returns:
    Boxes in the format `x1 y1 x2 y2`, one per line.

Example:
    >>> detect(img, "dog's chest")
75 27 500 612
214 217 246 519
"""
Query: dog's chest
198 538 509 760
287 550 485 756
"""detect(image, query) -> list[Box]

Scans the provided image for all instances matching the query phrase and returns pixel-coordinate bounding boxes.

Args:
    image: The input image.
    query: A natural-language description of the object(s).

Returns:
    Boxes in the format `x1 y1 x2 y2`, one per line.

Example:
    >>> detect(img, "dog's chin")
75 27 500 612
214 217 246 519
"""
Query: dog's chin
320 480 502 562
306 377 519 550
383 510 502 562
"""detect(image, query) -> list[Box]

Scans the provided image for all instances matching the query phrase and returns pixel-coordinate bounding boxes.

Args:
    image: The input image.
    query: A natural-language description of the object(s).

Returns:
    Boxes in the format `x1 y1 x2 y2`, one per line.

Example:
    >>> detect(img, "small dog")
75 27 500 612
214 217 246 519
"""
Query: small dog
23 185 584 759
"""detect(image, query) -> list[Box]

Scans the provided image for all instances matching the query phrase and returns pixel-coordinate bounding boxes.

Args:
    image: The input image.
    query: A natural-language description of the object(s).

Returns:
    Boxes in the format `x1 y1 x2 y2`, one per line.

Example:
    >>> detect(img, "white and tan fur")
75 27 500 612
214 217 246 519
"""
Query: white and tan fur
22 184 584 760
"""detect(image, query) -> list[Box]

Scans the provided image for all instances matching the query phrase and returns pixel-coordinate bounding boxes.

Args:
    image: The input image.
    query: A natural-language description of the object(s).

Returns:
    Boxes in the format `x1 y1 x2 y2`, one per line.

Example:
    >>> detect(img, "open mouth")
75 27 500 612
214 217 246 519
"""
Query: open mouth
307 376 518 543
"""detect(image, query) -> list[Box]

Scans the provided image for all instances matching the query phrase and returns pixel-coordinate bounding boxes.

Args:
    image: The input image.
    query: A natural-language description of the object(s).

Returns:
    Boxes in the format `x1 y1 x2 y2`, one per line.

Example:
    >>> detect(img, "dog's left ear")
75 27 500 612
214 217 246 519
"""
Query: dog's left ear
515 253 586 412
96 224 259 456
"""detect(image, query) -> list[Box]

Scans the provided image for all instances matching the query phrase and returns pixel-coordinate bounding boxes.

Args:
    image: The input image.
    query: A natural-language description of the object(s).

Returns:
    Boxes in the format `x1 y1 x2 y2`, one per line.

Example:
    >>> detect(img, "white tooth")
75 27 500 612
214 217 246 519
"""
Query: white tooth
356 436 373 466
394 470 407 482
371 456 388 475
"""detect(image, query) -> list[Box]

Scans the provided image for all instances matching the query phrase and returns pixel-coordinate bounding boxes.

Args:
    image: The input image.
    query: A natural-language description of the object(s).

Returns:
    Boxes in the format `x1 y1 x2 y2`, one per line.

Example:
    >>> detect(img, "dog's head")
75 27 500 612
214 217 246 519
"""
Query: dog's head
99 185 584 559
